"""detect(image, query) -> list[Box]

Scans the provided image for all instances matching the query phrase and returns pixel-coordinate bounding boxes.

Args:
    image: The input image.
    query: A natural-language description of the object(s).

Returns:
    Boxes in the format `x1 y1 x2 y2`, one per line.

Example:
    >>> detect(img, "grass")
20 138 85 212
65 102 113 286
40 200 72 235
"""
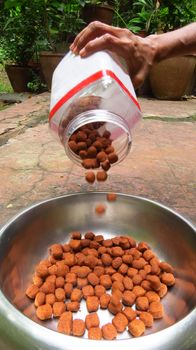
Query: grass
0 64 13 93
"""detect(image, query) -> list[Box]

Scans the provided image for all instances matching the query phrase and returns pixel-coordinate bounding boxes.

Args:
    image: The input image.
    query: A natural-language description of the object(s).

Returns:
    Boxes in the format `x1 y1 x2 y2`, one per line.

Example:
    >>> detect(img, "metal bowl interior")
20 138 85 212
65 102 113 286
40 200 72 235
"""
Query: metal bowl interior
0 193 195 350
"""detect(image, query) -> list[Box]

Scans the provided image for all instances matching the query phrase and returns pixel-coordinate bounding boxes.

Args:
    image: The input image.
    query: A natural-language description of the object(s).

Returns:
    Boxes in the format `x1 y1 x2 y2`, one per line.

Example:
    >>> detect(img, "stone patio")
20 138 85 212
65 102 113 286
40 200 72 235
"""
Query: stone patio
0 93 195 226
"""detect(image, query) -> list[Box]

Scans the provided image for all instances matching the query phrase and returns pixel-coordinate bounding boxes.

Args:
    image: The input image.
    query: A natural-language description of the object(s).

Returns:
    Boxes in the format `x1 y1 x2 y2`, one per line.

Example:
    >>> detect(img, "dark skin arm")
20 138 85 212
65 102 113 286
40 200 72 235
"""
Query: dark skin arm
70 21 196 88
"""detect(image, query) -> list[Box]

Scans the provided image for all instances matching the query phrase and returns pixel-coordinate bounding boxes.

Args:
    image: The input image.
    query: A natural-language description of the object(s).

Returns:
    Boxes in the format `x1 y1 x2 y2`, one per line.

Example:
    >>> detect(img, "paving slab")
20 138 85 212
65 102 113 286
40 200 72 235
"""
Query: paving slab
0 93 195 227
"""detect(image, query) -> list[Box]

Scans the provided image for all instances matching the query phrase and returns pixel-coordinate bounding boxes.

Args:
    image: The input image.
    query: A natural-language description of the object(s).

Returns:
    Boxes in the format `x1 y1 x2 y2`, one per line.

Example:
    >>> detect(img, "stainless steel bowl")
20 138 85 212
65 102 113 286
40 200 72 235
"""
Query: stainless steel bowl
0 193 195 350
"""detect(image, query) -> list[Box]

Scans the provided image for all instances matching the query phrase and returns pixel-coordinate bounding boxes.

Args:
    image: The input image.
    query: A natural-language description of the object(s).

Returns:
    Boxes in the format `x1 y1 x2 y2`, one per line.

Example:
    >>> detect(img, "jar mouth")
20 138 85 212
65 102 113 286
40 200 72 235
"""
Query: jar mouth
63 109 132 167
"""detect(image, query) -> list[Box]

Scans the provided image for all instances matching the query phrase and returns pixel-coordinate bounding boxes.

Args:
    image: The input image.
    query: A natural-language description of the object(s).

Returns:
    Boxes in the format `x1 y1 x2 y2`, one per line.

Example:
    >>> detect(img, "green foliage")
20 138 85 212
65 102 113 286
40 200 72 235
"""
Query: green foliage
78 1 114 6
27 72 47 93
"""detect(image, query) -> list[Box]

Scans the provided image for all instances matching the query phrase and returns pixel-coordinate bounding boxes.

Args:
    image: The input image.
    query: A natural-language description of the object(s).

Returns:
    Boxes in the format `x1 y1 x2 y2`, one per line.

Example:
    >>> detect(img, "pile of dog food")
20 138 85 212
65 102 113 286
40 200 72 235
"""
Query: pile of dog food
26 229 175 340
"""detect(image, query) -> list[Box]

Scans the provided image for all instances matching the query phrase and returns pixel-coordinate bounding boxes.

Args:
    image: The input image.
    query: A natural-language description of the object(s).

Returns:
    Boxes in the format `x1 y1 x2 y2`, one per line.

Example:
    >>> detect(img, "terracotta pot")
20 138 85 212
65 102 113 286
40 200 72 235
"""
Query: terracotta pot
149 56 196 100
82 4 114 25
5 65 39 93
39 52 65 90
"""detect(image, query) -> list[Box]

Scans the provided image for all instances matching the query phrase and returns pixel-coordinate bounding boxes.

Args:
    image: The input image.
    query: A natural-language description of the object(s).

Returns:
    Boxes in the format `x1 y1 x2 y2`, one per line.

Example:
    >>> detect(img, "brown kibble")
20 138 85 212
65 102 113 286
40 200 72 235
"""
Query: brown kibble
56 261 69 277
122 254 133 265
122 307 137 321
75 252 85 266
146 291 160 303
141 280 151 291
87 146 97 158
132 258 147 269
102 239 113 247
112 257 122 269
86 296 99 312
118 263 128 275
32 275 43 288
146 275 161 291
45 293 56 305
110 293 121 306
88 272 100 286
88 327 102 340
119 237 130 249
71 288 82 302
66 301 80 312
105 145 114 154
144 264 152 274
103 130 111 138
132 286 146 297
71 231 81 240
159 262 174 273
72 319 86 337
80 238 91 247
96 170 108 182
95 204 106 215
139 312 154 327
69 239 81 251
94 266 105 277
77 266 91 278
127 267 138 278
139 269 147 280
129 248 142 259
136 296 149 311
143 249 155 261
97 151 107 163
40 281 55 294
111 246 124 257
137 242 149 252
101 160 111 171
34 292 45 307
63 253 75 267
161 272 175 286
53 302 66 317
106 192 117 201
82 158 98 169
123 276 133 290
26 284 39 299
101 253 112 266
105 266 116 275
94 285 106 297
64 282 73 298
55 288 65 302
132 274 143 286
77 141 87 151
112 288 122 300
66 272 77 286
56 245 68 259
102 323 117 340
36 304 52 321
85 313 100 329
100 274 112 289
122 290 136 306
149 301 164 319
108 152 118 164
84 254 98 267
58 311 73 335
93 140 102 151
100 293 111 309
85 171 95 184
82 285 94 299
158 283 168 298
62 243 71 252
36 264 48 278
112 312 128 333
112 280 124 293
56 277 65 288
128 319 145 337
76 130 87 142
77 277 88 289
68 140 78 153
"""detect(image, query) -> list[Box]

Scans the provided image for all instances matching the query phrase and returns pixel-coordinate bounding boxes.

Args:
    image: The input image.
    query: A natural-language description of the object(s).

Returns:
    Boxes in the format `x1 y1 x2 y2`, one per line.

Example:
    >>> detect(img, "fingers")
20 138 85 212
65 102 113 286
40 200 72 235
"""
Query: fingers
131 67 148 89
70 21 122 54
78 34 129 59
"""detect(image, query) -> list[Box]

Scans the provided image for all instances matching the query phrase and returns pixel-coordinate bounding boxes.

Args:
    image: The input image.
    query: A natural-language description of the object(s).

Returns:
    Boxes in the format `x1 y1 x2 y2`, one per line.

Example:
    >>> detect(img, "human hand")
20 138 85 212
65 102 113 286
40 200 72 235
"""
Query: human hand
70 21 158 88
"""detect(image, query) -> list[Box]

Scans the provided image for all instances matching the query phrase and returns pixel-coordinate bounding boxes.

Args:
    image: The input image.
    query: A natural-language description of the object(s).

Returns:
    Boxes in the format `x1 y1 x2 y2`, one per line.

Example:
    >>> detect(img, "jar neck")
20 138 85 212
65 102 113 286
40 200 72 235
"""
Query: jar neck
63 109 132 166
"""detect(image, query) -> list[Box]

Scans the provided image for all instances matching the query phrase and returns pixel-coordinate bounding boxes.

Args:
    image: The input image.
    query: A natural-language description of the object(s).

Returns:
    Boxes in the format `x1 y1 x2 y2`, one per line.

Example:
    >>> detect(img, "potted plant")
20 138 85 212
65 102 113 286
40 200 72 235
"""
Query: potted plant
0 0 46 93
39 0 84 90
149 0 196 99
78 0 115 25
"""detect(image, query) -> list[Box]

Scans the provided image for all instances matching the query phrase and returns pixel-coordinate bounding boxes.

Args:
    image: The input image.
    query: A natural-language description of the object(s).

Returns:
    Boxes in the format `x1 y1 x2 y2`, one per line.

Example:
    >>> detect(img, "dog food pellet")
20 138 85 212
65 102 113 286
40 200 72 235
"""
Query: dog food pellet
57 311 73 335
101 160 111 171
85 313 100 329
102 323 117 340
53 302 66 317
112 312 128 333
88 327 102 340
96 170 108 182
34 292 45 307
122 307 137 321
149 301 164 319
85 171 95 184
139 312 154 327
36 304 52 320
95 204 106 215
72 319 85 337
27 231 176 340
128 319 145 337
86 296 99 312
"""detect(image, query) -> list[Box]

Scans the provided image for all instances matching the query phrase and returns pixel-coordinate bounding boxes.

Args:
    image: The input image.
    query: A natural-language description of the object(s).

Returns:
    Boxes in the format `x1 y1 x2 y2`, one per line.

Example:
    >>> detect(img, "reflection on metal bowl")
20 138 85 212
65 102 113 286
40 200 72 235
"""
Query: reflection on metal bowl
0 193 195 350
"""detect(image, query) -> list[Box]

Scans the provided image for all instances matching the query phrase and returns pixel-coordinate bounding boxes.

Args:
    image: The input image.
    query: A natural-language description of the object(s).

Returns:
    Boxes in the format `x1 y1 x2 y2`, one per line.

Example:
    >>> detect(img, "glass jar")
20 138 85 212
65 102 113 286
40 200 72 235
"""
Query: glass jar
49 50 142 167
